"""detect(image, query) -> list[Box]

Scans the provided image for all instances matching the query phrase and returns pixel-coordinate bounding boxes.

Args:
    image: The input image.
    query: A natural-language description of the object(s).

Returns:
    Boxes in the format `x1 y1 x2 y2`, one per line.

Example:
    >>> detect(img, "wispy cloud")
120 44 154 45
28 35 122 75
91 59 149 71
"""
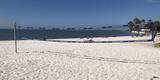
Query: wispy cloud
144 0 160 3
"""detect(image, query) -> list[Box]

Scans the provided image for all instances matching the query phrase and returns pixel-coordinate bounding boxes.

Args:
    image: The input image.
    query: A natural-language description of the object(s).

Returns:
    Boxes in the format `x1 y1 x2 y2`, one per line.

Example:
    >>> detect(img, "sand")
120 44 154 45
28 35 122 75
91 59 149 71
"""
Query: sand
0 36 160 80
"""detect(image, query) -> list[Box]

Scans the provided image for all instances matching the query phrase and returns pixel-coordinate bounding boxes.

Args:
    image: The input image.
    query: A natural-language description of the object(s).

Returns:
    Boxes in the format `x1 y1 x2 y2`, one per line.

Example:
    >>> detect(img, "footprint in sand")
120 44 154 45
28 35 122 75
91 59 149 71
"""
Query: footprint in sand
150 76 160 80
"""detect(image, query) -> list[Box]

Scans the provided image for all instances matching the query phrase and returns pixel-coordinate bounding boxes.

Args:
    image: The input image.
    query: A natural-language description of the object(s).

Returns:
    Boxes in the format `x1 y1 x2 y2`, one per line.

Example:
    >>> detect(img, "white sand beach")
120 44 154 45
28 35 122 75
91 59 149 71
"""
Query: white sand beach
0 36 160 80
48 36 152 42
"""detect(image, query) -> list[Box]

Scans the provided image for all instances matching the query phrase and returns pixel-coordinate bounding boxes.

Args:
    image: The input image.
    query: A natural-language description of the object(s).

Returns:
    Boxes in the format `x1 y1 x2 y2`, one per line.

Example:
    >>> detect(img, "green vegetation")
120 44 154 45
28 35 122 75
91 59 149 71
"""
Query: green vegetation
128 18 160 37
154 21 160 32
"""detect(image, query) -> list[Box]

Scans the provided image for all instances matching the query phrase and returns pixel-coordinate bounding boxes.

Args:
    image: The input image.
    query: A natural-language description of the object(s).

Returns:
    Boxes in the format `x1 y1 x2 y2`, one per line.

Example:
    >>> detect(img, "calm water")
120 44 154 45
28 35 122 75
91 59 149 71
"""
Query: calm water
0 29 131 40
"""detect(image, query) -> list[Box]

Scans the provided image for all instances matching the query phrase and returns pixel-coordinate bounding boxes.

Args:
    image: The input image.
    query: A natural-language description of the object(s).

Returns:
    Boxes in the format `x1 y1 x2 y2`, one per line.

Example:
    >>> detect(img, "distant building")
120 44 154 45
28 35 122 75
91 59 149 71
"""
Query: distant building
25 27 33 30
101 26 112 29
39 27 46 30
52 28 60 30
66 28 75 30
83 27 94 30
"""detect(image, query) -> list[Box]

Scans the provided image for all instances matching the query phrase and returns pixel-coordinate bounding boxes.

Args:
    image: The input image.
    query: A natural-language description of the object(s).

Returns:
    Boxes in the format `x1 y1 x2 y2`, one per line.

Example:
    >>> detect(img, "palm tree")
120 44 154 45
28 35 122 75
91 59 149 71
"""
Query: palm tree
154 21 160 32
128 21 135 37
147 19 154 30
128 21 134 31
141 19 146 23
147 19 157 40
133 18 141 36
133 18 141 24
153 21 160 47
141 19 146 28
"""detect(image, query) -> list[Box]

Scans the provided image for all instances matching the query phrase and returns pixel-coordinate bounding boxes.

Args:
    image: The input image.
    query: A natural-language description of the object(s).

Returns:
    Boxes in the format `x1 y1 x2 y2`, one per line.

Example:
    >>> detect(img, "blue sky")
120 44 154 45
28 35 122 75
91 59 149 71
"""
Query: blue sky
0 0 160 28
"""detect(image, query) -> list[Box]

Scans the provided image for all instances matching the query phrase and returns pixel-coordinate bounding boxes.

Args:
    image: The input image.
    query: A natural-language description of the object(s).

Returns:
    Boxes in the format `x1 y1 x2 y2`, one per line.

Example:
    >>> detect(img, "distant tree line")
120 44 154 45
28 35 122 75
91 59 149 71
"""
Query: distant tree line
128 18 160 37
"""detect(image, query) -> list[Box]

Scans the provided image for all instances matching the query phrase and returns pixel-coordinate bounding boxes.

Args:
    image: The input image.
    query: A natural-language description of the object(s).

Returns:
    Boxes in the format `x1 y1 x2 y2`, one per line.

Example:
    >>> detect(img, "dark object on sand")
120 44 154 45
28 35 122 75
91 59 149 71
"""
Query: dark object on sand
155 43 160 48
84 39 94 43
89 39 93 43
150 76 159 80
41 37 46 41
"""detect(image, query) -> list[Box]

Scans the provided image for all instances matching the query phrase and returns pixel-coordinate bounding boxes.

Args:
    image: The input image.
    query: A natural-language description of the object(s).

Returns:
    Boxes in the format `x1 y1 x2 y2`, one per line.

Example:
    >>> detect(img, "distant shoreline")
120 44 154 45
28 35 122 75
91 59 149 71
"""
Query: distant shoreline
0 29 131 40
